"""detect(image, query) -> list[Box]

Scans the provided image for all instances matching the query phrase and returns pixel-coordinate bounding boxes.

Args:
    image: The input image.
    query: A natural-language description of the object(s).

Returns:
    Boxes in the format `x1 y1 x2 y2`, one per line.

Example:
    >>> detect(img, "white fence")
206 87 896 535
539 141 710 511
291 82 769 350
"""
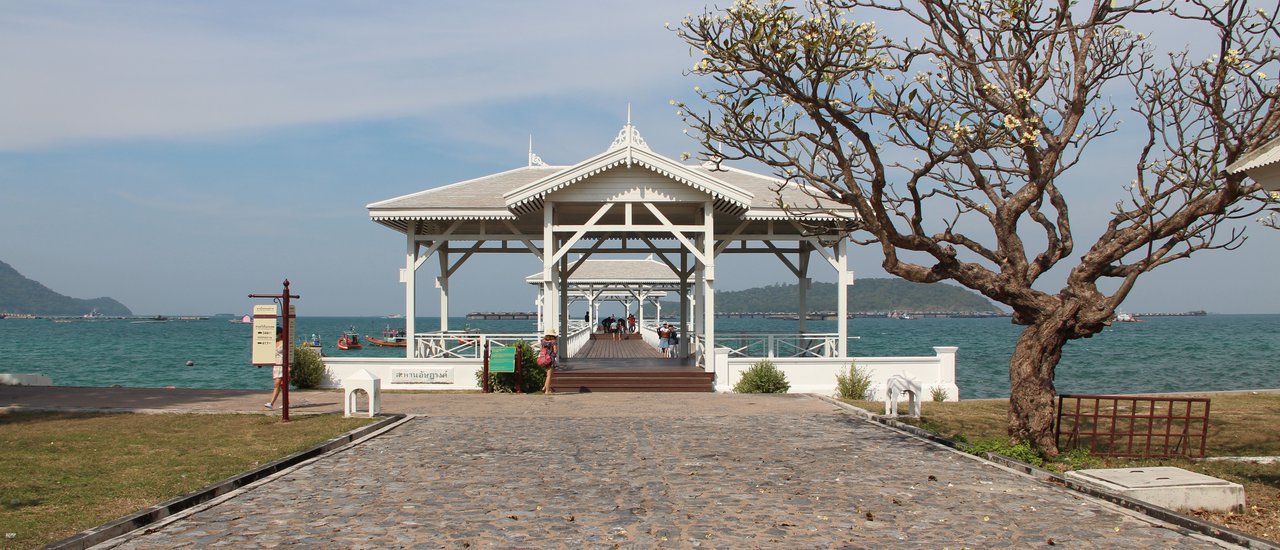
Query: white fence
708 346 959 401
322 331 959 399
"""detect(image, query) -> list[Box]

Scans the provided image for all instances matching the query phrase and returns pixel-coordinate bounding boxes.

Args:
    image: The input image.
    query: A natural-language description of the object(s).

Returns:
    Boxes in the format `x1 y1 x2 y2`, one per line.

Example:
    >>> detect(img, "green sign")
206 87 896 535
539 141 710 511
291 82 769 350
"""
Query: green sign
489 347 518 373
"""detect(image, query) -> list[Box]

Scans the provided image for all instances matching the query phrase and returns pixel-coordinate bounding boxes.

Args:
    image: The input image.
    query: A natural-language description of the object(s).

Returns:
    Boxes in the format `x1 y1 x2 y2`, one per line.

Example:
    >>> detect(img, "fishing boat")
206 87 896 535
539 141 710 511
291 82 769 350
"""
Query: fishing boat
365 326 408 347
336 328 363 350
1115 311 1143 323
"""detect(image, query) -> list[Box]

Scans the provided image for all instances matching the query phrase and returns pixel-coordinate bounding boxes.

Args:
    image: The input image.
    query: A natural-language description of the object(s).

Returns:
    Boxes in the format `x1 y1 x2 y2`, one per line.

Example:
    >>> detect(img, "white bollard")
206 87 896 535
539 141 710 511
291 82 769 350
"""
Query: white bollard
343 369 381 418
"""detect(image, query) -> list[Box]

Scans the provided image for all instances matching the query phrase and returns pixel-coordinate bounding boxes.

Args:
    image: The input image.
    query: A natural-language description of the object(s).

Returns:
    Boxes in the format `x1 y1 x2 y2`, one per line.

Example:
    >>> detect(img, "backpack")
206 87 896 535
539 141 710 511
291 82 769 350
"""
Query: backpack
537 342 553 367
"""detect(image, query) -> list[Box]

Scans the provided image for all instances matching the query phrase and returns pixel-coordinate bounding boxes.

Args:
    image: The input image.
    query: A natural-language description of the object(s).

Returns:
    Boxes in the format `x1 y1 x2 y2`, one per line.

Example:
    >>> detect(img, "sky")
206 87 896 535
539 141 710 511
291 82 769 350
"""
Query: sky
1 1 1277 317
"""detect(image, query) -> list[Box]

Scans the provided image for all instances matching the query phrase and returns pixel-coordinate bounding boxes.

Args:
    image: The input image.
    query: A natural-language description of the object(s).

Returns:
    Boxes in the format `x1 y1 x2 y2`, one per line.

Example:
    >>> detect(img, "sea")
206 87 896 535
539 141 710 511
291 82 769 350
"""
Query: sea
0 315 1276 399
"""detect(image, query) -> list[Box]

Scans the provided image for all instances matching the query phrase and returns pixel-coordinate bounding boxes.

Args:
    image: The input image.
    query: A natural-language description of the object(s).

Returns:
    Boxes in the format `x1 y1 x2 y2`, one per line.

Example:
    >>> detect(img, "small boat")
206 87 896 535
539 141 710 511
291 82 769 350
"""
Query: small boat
1115 311 1143 323
365 326 408 347
299 333 323 350
230 314 252 324
336 328 362 350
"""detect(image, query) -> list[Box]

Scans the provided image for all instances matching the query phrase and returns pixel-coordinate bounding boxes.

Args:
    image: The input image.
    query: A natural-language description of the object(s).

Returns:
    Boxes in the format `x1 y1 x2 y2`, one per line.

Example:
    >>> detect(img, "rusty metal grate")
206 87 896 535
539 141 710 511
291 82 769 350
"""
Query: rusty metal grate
1055 394 1210 458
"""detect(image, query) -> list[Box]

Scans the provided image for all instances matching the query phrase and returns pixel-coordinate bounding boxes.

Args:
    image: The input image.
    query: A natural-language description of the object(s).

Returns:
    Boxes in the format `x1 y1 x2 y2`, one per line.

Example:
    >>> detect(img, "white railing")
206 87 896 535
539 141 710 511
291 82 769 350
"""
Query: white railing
712 333 860 358
414 332 539 359
563 323 592 357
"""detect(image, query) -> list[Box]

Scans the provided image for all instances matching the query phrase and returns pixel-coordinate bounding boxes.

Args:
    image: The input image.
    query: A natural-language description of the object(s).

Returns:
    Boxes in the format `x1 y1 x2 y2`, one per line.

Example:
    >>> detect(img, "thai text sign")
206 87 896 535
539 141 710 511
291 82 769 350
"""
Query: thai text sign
391 367 454 384
251 305 277 365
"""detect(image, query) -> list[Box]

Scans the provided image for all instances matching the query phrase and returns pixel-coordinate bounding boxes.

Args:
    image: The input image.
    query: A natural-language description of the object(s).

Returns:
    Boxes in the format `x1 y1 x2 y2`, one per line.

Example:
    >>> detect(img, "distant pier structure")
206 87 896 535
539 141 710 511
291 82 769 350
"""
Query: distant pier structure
466 311 537 320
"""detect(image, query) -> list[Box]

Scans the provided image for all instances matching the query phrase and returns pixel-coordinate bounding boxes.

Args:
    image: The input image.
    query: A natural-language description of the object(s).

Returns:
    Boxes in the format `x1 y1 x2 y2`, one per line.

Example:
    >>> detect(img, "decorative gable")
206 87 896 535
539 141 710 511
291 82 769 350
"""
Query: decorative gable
503 122 754 216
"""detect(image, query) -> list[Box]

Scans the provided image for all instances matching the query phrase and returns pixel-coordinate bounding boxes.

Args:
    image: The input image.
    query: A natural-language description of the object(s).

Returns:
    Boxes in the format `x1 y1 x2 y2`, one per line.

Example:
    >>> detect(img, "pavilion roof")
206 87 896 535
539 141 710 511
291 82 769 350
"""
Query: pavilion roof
367 122 855 229
524 257 678 286
1227 135 1280 192
1227 135 1280 174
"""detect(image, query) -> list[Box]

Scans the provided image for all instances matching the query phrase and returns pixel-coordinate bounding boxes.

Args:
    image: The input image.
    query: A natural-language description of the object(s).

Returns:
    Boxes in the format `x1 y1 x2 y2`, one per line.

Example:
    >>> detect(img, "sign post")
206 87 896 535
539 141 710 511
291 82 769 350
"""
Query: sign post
483 343 523 394
249 280 300 422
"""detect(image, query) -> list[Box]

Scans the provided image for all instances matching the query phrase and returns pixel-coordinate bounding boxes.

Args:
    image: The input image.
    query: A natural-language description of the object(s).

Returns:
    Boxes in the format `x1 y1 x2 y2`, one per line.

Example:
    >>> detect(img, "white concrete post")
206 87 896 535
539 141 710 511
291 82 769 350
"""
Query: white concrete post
713 347 731 392
934 346 958 400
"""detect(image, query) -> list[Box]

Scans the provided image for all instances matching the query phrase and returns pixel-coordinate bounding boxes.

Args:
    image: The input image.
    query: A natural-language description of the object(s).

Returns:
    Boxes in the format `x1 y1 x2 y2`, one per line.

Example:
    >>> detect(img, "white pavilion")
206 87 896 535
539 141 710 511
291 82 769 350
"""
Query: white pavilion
320 118 959 398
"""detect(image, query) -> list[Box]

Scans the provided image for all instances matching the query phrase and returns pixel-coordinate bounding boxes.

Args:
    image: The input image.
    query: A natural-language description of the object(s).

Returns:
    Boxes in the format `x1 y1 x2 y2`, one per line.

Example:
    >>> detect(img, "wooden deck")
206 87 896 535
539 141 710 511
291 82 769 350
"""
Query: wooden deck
552 338 713 392
574 337 661 359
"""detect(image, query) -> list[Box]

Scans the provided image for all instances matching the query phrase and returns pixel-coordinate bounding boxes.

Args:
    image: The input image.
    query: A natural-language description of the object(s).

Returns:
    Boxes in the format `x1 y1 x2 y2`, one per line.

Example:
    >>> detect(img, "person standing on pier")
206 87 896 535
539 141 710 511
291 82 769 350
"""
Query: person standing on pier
539 334 559 393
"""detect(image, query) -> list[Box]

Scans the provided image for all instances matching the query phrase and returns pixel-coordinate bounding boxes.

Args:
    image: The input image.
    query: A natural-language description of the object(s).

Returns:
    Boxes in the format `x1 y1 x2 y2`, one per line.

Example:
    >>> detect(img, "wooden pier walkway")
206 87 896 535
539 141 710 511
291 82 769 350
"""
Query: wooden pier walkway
573 336 662 359
553 335 712 392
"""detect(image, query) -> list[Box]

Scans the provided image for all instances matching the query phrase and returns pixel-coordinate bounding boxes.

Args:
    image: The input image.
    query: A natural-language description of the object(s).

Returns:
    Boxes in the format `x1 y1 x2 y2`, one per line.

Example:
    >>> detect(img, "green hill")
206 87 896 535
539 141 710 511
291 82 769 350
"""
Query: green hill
0 260 132 316
664 279 1000 313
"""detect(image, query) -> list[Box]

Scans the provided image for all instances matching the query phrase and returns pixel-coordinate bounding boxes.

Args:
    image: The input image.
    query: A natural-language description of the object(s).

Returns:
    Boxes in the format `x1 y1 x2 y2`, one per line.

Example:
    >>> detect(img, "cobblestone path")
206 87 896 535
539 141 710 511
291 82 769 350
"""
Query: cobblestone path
98 396 1231 548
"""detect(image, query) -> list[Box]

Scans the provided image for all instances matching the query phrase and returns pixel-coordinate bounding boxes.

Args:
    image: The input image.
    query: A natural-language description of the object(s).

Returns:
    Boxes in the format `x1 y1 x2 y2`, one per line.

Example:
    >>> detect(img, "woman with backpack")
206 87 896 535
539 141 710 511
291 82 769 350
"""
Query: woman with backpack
539 334 559 393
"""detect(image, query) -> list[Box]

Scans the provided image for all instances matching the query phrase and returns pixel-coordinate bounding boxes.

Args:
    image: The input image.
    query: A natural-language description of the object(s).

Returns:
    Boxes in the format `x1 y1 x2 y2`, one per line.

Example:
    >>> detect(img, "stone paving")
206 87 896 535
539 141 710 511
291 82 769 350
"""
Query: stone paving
90 393 1233 549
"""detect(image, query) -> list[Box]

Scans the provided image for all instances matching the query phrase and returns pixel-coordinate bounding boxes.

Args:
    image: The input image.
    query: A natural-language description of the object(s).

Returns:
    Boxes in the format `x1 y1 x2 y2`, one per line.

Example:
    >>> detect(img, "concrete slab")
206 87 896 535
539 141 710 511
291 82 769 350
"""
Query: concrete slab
1066 466 1245 513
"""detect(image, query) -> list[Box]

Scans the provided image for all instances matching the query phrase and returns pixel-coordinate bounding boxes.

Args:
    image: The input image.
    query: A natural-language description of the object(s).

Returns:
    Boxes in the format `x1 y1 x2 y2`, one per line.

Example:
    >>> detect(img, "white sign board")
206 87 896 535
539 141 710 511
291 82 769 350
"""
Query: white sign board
390 367 454 384
251 304 278 366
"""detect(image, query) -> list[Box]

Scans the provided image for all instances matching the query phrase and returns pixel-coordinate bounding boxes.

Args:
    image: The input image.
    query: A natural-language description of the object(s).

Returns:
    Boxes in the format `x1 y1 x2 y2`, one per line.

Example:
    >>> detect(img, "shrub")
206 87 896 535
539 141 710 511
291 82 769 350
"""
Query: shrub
734 360 790 393
290 346 325 389
474 342 546 393
835 363 873 400
930 386 949 402
961 438 1044 467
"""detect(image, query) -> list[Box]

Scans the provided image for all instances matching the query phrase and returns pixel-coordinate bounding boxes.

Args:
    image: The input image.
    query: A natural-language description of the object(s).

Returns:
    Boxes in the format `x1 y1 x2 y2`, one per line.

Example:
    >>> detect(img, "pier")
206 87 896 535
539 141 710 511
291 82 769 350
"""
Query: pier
465 311 537 320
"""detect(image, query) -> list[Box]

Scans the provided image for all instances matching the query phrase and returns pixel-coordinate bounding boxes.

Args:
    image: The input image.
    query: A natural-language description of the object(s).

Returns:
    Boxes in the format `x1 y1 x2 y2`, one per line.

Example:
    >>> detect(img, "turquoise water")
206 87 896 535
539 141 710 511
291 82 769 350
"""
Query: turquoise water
0 315 1275 398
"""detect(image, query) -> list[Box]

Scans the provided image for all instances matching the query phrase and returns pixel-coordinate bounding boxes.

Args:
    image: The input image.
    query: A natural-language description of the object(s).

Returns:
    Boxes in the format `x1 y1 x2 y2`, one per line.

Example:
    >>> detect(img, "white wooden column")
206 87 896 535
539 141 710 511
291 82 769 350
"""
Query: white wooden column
404 229 418 359
437 250 449 332
542 203 558 335
536 287 544 333
798 246 811 334
701 201 715 369
679 252 689 359
558 254 569 350
635 290 646 330
693 262 704 364
836 238 850 357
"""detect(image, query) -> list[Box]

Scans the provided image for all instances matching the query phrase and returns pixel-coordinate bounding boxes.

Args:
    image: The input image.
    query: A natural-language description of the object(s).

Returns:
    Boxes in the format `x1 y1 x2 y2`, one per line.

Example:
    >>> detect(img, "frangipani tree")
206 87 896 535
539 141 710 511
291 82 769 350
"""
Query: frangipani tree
675 0 1279 456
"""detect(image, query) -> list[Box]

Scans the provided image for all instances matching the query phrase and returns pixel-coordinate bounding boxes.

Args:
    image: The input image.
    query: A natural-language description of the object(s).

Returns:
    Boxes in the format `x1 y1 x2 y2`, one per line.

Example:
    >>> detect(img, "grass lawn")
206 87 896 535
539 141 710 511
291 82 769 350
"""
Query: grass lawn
0 412 376 549
843 391 1280 543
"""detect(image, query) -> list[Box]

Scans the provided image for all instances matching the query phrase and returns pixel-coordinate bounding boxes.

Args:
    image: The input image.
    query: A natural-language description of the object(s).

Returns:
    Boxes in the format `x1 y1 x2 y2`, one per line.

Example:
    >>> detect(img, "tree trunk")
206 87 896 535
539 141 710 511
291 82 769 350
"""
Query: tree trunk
1007 318 1072 459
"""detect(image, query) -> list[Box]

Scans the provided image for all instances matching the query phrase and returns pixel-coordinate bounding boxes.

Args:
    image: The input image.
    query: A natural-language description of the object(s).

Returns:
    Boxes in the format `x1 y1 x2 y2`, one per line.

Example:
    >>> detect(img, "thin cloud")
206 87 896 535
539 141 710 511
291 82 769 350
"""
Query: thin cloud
0 1 696 150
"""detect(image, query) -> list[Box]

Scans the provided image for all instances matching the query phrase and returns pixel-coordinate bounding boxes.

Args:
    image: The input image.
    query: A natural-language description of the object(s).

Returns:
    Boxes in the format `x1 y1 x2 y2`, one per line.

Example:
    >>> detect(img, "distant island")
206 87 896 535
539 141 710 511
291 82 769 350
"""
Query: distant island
661 279 1002 316
0 260 132 316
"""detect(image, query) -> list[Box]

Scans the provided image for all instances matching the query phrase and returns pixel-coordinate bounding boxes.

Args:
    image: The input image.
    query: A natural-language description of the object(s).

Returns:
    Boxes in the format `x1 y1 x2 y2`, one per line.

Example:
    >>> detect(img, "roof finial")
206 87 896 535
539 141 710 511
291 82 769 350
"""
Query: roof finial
528 135 548 167
609 105 650 153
